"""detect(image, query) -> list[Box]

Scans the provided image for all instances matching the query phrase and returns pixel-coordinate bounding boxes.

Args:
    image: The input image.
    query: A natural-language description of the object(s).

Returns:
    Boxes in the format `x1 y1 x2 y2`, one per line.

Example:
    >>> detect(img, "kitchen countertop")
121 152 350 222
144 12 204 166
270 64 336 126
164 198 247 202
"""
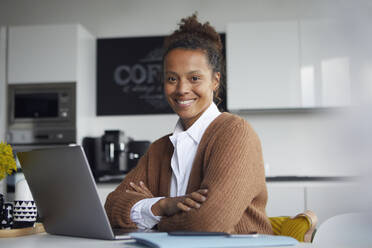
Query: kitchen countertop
265 176 356 182
96 175 357 184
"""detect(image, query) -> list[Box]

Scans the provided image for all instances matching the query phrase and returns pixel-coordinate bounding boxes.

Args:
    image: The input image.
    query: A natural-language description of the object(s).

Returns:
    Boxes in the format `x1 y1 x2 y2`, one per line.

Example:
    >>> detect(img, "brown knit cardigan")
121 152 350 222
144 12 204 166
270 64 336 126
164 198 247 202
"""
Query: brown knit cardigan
104 112 273 234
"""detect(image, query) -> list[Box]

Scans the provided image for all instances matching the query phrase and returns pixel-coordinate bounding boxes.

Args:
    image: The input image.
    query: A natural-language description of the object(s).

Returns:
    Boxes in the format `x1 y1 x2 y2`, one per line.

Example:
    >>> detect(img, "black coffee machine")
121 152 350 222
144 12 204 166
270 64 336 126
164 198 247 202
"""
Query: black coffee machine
82 130 150 181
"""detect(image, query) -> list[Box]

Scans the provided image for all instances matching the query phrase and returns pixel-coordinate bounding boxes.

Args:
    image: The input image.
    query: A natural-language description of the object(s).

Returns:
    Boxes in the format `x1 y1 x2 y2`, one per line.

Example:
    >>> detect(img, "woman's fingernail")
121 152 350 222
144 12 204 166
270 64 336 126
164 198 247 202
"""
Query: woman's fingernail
140 181 143 185
129 182 134 186
126 189 129 192
201 196 206 201
196 204 200 208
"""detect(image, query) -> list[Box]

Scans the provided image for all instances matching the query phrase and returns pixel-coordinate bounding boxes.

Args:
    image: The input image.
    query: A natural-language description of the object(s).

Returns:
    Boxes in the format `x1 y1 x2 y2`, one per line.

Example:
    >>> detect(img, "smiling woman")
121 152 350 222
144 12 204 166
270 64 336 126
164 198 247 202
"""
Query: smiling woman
163 49 219 130
104 14 273 234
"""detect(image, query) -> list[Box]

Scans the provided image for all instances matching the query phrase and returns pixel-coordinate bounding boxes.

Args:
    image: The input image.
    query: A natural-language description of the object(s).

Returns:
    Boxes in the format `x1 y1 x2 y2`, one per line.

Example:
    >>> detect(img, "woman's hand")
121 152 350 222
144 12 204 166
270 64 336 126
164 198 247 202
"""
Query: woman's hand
177 189 208 212
125 181 154 198
151 189 208 217
152 196 183 217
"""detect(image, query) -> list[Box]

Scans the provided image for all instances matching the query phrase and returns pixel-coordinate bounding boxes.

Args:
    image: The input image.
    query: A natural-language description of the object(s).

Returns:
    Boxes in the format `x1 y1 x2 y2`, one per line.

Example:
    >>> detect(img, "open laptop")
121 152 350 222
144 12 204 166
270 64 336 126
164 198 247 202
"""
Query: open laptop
17 145 152 240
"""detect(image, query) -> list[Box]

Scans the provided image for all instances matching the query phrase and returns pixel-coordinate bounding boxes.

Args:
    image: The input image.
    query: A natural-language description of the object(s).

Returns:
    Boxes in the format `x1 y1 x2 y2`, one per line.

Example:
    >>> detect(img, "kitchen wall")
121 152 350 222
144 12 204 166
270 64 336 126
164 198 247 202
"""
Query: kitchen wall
0 27 6 142
0 0 370 176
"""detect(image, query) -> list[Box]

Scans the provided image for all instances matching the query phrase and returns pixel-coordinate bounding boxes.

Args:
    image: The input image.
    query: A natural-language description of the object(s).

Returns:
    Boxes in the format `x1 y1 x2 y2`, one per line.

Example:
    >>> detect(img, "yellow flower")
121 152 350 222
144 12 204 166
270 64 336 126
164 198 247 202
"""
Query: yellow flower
0 141 17 181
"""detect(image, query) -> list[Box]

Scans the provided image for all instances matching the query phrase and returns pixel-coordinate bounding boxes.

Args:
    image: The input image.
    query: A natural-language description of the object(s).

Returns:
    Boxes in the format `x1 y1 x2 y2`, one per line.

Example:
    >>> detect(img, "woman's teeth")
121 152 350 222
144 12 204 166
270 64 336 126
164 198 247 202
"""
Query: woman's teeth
177 99 194 105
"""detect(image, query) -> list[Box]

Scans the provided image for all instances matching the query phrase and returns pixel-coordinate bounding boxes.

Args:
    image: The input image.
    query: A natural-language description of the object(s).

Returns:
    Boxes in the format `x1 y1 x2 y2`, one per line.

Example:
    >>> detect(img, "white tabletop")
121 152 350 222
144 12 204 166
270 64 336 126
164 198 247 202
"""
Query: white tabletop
0 233 145 248
0 233 317 248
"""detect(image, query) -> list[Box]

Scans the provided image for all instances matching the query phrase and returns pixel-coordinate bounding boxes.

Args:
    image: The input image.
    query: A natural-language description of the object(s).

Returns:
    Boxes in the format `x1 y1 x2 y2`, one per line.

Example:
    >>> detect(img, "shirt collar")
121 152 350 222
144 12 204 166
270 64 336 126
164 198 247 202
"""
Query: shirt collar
170 102 221 145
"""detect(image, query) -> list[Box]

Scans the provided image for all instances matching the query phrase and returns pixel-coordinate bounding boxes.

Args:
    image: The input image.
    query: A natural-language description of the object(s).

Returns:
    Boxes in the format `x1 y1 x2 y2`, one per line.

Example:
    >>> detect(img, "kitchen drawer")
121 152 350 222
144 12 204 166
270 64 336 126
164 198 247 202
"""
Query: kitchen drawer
266 184 305 217
306 181 366 224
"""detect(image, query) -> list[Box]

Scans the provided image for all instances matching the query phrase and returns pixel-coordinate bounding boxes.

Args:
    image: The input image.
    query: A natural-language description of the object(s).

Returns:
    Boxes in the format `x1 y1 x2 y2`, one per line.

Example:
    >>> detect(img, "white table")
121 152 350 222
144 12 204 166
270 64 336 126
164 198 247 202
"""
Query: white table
0 233 317 248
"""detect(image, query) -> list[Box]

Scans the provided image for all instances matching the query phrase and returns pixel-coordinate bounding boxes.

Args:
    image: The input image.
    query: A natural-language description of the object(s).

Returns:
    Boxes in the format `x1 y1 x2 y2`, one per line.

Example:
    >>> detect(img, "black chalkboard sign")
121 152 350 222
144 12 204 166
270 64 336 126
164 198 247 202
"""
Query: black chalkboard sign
97 35 226 115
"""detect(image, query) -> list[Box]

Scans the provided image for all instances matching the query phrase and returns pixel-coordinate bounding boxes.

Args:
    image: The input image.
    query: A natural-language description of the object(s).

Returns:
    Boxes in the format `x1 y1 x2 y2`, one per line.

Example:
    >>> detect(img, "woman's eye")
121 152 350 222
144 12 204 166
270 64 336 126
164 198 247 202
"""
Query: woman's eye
167 76 177 82
191 76 200 81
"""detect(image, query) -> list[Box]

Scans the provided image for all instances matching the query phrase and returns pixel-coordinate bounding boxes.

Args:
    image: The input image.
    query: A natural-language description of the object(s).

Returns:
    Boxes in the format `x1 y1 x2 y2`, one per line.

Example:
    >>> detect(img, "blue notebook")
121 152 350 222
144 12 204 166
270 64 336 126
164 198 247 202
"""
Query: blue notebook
129 233 299 248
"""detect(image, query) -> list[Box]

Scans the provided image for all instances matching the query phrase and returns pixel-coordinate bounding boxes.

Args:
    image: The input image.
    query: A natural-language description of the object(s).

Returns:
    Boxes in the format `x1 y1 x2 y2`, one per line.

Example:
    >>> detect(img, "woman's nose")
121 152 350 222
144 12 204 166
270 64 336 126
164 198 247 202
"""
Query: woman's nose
176 79 191 94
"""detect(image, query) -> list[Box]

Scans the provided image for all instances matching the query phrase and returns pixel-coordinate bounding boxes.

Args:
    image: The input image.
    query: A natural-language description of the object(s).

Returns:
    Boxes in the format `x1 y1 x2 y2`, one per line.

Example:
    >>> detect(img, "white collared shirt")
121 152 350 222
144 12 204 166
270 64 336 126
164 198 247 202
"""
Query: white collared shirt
130 102 221 229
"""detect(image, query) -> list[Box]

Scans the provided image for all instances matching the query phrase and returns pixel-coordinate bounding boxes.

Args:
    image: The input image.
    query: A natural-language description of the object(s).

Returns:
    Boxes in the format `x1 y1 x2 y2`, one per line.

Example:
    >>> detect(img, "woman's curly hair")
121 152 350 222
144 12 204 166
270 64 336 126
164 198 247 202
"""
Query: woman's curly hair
163 13 225 106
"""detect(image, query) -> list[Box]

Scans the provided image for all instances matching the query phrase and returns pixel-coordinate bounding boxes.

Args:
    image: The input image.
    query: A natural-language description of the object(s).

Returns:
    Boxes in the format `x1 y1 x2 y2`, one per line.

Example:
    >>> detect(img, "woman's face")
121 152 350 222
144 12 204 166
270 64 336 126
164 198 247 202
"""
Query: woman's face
164 48 220 130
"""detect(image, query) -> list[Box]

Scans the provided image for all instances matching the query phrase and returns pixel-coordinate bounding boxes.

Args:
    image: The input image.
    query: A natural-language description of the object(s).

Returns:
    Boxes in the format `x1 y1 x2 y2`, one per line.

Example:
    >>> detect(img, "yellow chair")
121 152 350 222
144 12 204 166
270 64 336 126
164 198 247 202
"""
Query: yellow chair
269 210 318 243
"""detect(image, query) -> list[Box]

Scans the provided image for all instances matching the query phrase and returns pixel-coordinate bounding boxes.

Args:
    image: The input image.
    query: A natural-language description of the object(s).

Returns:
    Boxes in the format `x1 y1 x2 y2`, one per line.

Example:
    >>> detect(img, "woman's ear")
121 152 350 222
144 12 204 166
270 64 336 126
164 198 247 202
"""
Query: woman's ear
213 72 221 91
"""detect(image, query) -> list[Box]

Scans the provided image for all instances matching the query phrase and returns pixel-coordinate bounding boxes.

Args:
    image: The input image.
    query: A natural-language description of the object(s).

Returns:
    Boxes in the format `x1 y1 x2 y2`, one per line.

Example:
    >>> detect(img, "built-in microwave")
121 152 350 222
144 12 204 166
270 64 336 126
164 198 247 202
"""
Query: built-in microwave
7 82 76 145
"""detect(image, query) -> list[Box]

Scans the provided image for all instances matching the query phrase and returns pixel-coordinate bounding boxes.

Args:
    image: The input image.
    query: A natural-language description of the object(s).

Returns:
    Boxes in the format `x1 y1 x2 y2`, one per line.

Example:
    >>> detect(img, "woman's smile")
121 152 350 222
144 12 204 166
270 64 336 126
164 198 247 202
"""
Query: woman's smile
175 98 196 107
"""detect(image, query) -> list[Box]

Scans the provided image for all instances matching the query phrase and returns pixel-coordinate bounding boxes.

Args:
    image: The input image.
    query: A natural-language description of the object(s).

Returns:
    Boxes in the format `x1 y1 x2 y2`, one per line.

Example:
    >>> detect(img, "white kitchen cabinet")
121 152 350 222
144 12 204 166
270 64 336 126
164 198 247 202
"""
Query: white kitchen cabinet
306 181 366 224
300 19 352 107
226 19 352 110
227 21 301 110
267 180 364 225
266 183 305 217
8 24 95 85
8 25 76 83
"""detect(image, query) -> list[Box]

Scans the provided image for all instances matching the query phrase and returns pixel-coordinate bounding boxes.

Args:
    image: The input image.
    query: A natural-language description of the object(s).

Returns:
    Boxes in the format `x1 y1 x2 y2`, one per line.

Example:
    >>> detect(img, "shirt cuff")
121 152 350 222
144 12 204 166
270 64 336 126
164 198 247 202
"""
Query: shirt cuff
130 197 164 229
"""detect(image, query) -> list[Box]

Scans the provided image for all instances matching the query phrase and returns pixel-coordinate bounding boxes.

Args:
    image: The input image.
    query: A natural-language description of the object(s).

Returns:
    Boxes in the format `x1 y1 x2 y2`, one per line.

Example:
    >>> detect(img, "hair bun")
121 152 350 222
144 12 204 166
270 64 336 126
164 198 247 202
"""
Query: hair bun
167 13 223 52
